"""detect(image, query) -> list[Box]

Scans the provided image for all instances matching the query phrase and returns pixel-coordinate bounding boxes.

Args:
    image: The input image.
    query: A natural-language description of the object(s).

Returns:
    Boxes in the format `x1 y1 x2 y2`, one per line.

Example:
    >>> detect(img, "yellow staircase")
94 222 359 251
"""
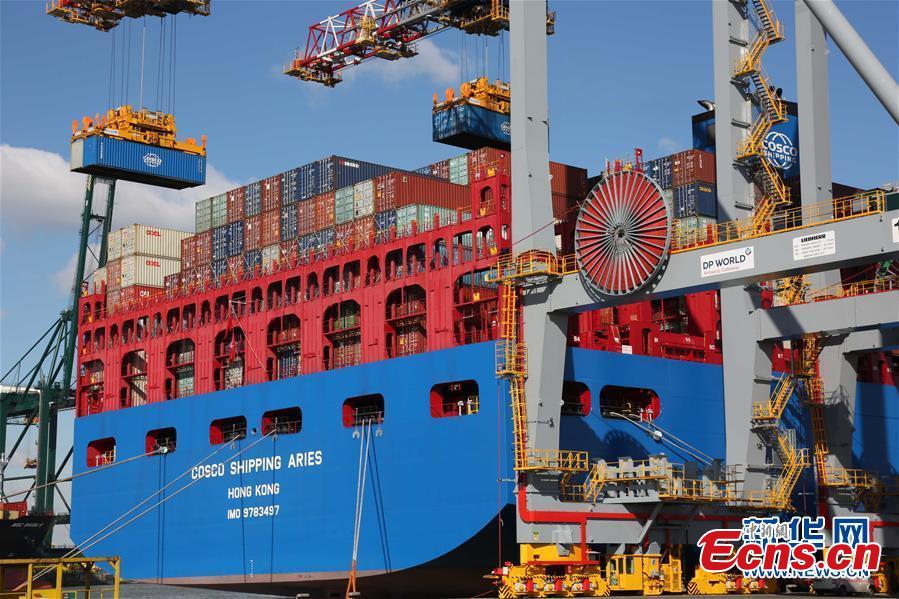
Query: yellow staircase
494 273 587 473
733 0 790 236
798 336 884 510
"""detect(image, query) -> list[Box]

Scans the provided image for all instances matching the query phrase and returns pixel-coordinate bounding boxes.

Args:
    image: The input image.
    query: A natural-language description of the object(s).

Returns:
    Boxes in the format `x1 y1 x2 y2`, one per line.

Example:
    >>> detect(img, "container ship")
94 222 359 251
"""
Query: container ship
23 0 894 596
68 139 899 596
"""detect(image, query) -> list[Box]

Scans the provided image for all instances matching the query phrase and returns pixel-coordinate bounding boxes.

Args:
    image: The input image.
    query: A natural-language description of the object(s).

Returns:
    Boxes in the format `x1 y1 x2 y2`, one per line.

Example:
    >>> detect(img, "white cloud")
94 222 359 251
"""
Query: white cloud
657 137 680 154
346 39 460 87
0 144 240 233
51 243 100 296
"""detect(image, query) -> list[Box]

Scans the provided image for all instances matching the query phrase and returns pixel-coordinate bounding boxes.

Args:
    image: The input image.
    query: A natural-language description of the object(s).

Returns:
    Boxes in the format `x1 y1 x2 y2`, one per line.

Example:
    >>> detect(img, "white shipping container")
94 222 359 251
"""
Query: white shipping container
119 255 181 288
91 266 107 293
118 224 190 259
261 244 281 270
353 180 374 219
106 229 122 261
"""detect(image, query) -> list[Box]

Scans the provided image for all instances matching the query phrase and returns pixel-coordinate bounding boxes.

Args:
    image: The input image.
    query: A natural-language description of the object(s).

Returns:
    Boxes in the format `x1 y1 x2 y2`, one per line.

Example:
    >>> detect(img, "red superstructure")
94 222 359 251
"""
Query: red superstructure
76 164 732 419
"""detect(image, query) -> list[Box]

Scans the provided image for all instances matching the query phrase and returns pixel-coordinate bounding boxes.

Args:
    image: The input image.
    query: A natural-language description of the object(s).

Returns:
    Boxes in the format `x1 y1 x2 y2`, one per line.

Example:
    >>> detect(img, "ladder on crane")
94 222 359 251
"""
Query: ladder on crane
733 0 791 237
492 260 587 473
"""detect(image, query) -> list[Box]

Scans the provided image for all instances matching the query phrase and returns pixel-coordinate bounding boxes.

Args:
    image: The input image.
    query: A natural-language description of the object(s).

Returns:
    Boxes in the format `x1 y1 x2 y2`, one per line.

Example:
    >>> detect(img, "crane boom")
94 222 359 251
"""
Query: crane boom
284 0 550 87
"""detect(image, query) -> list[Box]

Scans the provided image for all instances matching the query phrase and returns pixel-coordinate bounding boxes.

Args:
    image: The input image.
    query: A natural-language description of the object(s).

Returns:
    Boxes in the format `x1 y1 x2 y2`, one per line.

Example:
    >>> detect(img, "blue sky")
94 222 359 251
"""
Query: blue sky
0 0 897 511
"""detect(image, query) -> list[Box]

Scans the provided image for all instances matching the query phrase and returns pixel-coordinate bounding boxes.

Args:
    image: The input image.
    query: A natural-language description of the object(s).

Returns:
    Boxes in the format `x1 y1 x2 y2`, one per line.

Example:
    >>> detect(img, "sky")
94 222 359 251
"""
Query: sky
0 0 897 521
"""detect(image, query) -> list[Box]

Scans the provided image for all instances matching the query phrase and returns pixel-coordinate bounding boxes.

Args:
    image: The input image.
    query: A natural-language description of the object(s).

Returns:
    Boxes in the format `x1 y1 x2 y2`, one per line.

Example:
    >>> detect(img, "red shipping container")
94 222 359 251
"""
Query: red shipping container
183 265 211 289
261 210 281 246
262 176 281 212
180 237 196 271
194 230 212 266
164 272 181 293
550 162 589 199
671 149 716 187
106 259 122 291
469 147 510 181
226 188 245 223
106 289 121 311
227 255 242 276
297 201 315 236
552 192 582 221
374 172 470 213
314 192 336 231
353 216 375 249
244 214 262 250
278 240 297 264
335 222 354 251
118 285 161 307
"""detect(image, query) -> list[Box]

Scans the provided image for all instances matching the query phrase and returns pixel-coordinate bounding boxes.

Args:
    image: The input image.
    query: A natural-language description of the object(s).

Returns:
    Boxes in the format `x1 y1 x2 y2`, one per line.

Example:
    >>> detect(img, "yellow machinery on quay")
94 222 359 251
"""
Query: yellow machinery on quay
0 557 121 599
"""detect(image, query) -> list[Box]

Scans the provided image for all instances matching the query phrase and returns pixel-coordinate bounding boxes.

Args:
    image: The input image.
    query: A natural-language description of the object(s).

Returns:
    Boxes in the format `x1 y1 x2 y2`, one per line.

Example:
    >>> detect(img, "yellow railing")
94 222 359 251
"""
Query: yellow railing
823 468 881 489
488 250 577 283
752 373 795 421
495 340 527 377
780 275 899 306
521 449 589 473
670 191 885 253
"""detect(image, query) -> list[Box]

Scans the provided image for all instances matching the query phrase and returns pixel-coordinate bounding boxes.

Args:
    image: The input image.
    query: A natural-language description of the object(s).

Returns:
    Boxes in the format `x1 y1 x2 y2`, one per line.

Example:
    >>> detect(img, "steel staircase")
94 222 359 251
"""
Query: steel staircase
733 0 790 236
493 269 587 473
798 336 884 509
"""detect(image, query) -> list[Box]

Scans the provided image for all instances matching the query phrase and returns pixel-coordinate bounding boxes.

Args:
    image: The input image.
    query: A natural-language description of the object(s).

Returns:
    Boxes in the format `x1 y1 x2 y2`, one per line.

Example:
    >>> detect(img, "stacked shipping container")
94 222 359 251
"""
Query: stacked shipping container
100 225 189 312
176 155 474 289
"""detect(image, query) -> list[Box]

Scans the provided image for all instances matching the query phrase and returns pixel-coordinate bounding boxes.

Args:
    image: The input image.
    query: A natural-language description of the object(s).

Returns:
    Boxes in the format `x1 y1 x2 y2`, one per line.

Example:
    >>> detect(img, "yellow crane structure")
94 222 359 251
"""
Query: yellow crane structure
72 105 206 156
46 0 209 31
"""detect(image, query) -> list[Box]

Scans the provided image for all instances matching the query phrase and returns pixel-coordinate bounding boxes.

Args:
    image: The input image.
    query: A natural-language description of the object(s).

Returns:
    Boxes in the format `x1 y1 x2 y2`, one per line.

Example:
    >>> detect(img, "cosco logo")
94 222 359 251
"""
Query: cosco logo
341 160 360 168
191 463 225 480
143 152 162 168
146 230 161 237
763 131 797 170
501 120 511 136
145 260 160 267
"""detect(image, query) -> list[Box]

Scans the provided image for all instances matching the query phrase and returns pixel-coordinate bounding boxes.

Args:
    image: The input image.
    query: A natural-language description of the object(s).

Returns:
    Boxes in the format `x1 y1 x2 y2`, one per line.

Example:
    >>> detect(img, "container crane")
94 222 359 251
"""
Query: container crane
284 0 553 87
0 1 209 551
46 0 210 31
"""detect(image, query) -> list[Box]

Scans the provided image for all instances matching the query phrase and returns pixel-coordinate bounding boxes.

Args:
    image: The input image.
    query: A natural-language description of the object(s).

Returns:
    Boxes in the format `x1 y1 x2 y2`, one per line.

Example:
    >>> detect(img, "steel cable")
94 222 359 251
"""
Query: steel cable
26 432 274 586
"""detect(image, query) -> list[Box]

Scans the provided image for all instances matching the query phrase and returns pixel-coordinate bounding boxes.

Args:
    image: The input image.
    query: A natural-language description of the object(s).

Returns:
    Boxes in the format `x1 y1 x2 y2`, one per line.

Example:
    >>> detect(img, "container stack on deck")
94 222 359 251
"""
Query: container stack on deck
93 225 189 312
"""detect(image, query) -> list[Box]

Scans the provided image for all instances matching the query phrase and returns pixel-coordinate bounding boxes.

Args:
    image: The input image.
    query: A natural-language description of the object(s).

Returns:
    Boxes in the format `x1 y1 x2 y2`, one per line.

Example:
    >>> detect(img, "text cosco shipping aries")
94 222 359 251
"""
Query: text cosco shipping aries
191 451 323 480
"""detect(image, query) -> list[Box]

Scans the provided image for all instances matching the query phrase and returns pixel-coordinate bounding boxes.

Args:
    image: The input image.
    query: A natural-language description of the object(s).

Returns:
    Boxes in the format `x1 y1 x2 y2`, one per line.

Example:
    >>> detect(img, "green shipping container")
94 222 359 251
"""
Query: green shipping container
335 186 355 225
195 198 212 233
211 194 228 228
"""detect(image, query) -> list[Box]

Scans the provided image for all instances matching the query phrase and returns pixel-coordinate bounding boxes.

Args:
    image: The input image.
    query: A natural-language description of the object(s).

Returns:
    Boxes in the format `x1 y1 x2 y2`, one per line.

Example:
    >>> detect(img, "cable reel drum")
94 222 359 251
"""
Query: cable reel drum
575 170 673 300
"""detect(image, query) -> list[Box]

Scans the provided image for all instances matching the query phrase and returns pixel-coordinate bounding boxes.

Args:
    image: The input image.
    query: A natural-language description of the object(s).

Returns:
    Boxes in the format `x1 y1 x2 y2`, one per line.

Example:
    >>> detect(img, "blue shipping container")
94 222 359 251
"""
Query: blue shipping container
374 210 397 240
243 249 262 273
211 258 228 280
211 225 231 262
244 182 262 217
294 162 320 201
228 221 245 257
70 136 206 189
674 182 717 218
322 156 394 195
692 105 799 179
280 204 299 241
320 227 336 248
645 156 673 189
433 104 511 151
281 169 300 204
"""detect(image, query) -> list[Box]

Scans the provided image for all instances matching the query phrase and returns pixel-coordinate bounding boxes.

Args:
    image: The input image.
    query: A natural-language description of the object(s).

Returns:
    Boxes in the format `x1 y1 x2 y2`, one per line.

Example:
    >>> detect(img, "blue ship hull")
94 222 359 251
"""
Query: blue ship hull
70 343 899 596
